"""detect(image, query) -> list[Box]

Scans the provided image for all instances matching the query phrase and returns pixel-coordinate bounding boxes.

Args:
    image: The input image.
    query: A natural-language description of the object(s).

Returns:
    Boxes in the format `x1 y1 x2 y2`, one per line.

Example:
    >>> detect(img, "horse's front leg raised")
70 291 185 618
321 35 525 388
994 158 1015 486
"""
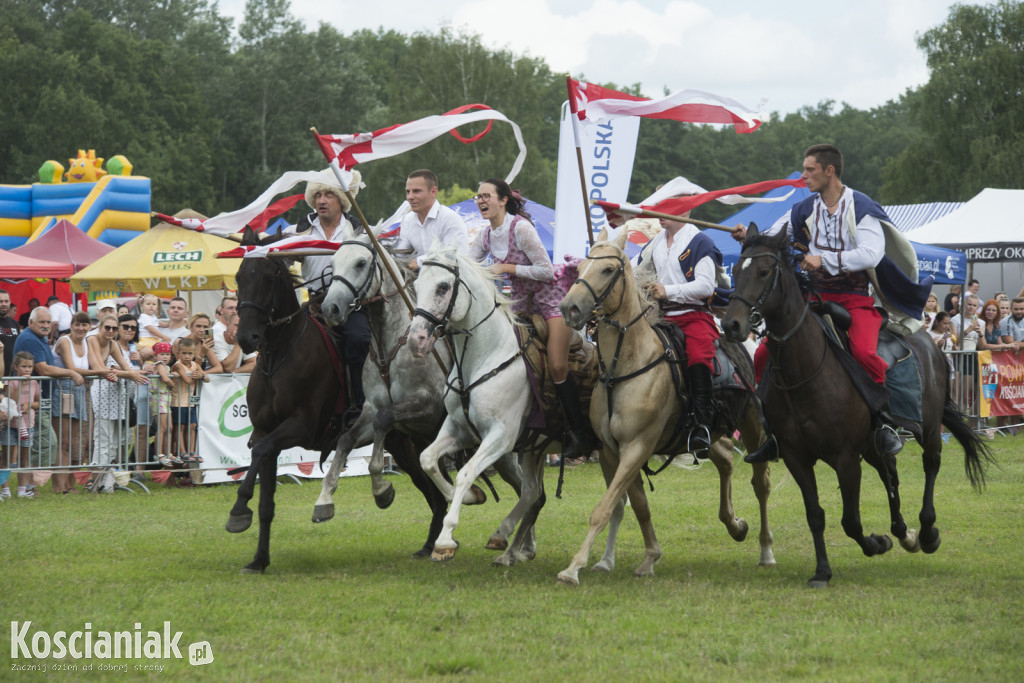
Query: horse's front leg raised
707 436 749 542
863 447 918 553
836 453 893 560
312 410 373 523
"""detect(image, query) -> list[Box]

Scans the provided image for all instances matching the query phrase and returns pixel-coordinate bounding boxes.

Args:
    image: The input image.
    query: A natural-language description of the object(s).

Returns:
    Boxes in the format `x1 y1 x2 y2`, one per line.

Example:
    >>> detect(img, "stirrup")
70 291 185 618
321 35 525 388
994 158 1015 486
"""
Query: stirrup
687 425 712 459
744 434 778 464
874 423 903 457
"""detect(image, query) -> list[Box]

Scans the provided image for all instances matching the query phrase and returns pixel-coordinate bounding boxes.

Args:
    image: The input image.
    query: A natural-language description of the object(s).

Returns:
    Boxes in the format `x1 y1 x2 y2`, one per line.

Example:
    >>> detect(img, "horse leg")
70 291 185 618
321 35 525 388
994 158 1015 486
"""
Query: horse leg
243 449 279 574
226 442 262 534
706 436 749 542
624 473 661 578
312 414 373 523
738 402 775 566
493 451 545 566
418 420 473 504
835 454 893 560
786 457 833 587
387 434 448 558
863 446 918 553
486 450 529 551
592 453 624 573
918 438 943 554
431 428 515 562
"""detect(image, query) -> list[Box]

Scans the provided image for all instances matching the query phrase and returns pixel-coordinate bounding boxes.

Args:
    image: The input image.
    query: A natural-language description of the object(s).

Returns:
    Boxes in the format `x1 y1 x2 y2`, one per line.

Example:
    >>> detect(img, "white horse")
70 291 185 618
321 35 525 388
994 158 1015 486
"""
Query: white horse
316 230 525 556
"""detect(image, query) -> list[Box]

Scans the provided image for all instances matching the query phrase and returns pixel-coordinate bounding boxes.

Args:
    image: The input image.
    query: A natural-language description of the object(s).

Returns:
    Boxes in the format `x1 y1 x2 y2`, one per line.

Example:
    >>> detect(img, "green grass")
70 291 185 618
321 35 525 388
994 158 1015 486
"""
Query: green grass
2 435 1023 681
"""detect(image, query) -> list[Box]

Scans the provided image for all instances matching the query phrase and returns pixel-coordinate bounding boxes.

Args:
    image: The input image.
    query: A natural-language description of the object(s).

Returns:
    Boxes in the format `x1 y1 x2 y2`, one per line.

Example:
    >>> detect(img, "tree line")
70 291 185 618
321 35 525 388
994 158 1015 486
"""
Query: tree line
1 0 1021 227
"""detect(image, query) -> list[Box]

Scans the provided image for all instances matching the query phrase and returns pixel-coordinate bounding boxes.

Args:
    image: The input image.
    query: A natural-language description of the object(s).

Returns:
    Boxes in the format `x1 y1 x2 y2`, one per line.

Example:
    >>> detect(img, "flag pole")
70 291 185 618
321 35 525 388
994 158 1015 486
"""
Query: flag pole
566 76 596 247
591 201 738 233
310 127 449 374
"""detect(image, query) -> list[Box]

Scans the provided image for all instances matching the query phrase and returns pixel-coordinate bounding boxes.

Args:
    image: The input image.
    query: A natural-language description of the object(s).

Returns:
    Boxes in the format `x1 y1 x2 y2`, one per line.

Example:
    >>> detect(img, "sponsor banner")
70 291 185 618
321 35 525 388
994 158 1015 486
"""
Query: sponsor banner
977 349 1024 418
197 374 370 484
940 244 1024 262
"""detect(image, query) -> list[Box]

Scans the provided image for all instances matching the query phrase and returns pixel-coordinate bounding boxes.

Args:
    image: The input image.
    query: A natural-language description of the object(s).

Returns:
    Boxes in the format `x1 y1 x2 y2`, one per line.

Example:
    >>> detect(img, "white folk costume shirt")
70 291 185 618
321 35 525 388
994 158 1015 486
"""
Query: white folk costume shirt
636 224 717 318
395 201 469 263
284 215 355 291
468 213 554 282
766 186 885 276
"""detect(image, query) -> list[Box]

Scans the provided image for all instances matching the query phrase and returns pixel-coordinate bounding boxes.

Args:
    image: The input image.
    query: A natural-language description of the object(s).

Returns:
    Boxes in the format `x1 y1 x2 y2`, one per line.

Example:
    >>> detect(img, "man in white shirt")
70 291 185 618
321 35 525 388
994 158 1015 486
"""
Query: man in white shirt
393 169 469 267
212 295 237 336
47 295 74 340
213 313 257 373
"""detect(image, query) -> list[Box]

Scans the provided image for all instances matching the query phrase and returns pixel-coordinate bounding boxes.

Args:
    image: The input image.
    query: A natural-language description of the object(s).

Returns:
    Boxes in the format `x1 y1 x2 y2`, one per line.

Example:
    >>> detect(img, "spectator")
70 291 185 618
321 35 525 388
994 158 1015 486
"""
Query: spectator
212 295 238 336
0 381 20 499
116 303 130 317
0 288 15 372
143 342 176 466
13 307 83 490
136 293 170 351
116 314 151 480
171 337 209 463
943 285 961 315
51 312 106 494
86 313 146 493
998 298 1011 322
213 313 257 373
950 294 982 425
8 352 40 498
978 299 1015 352
47 295 74 341
18 298 39 329
923 292 940 331
85 300 118 338
176 314 223 374
142 297 189 363
1004 297 1024 354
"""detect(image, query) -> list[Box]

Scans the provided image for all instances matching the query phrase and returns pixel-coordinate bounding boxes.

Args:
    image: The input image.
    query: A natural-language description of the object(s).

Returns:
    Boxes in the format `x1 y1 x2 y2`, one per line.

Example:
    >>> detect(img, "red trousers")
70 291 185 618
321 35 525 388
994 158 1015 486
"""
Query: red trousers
753 292 887 384
666 311 719 370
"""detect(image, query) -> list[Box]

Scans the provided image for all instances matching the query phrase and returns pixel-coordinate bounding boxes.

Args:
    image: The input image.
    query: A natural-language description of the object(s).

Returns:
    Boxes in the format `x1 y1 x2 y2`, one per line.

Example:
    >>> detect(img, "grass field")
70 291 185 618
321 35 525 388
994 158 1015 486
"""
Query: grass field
2 435 1023 681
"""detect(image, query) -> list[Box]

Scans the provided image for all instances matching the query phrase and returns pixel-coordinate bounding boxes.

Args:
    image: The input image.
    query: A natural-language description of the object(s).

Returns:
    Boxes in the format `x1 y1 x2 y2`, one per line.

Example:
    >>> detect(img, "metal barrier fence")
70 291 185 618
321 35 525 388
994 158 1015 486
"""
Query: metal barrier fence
0 374 201 493
943 348 1023 436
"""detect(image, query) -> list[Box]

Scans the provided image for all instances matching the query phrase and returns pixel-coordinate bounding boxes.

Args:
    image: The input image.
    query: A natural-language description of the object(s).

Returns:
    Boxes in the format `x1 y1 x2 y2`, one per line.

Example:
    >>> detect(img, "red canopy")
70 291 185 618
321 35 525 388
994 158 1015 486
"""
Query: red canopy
11 218 116 272
0 248 75 279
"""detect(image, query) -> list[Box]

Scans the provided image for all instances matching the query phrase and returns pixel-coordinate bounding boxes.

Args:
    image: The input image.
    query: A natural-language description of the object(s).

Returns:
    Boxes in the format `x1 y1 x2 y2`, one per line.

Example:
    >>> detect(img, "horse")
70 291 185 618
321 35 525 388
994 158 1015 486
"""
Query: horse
555 228 775 586
406 243 604 566
719 224 989 587
315 229 526 557
225 226 420 572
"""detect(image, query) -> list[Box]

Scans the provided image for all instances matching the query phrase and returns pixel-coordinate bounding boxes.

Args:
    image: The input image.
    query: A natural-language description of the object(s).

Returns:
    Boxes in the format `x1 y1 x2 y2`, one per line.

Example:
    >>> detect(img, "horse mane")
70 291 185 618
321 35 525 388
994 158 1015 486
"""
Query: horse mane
422 242 518 325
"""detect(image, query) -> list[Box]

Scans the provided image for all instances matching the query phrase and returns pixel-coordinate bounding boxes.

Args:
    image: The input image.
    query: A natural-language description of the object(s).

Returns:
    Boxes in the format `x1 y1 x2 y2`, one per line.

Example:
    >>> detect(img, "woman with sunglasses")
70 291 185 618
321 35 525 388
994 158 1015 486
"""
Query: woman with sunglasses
85 314 147 492
116 314 152 479
469 177 588 465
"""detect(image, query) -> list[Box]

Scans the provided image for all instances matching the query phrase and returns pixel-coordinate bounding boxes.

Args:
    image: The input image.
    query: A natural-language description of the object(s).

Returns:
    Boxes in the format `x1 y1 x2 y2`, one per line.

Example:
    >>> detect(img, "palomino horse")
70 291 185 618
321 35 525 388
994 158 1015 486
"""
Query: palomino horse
406 244 604 566
315 230 526 556
720 225 989 587
225 227 421 572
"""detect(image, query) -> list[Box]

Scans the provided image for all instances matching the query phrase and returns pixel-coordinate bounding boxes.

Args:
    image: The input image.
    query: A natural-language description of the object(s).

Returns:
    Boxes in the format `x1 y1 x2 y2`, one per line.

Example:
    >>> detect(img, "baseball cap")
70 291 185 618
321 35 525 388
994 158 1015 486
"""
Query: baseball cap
96 299 117 311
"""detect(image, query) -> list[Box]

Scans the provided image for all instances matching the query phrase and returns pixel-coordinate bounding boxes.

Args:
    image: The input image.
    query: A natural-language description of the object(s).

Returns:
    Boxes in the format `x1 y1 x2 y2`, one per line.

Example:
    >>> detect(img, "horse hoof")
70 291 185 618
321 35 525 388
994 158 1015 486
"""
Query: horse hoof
920 528 941 554
492 554 515 568
485 535 508 551
807 578 830 588
900 529 921 553
879 534 894 554
591 560 614 573
311 504 335 523
412 546 432 559
731 519 750 542
431 543 458 562
240 565 265 575
467 484 487 505
374 485 395 510
556 571 580 587
225 514 253 533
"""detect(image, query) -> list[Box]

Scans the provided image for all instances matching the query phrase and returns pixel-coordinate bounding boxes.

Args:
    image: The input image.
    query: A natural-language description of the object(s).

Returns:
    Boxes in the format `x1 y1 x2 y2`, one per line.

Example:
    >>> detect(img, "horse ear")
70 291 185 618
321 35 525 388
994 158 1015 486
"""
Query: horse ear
742 222 760 247
594 227 611 243
241 225 258 246
612 228 629 250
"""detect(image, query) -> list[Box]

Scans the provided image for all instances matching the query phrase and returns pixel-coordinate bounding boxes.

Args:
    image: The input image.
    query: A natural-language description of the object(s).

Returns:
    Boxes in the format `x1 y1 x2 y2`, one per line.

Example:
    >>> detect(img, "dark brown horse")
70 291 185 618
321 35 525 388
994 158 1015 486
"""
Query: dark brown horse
225 228 441 573
720 225 989 587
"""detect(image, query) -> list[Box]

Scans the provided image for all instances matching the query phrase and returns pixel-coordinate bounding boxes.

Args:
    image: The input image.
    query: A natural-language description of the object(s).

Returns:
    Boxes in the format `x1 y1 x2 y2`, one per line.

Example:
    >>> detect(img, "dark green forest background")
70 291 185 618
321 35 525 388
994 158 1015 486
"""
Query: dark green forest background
2 0 1022 225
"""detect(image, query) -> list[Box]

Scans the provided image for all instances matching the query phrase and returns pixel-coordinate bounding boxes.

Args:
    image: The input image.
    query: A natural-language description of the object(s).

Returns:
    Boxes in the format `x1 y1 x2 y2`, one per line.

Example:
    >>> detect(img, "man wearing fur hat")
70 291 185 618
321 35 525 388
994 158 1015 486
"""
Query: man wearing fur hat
393 169 469 267
285 169 371 428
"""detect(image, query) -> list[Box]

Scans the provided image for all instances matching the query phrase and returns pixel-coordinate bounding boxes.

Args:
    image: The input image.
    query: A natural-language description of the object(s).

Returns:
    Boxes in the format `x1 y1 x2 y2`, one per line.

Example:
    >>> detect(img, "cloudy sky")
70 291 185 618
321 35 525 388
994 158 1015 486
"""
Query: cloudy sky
218 0 986 116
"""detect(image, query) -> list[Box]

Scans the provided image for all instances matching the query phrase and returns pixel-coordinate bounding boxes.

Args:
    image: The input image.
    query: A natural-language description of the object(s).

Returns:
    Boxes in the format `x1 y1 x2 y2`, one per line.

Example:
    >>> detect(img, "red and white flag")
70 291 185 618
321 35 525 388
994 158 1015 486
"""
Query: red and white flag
567 78 762 134
314 104 527 183
217 235 341 259
151 213 205 230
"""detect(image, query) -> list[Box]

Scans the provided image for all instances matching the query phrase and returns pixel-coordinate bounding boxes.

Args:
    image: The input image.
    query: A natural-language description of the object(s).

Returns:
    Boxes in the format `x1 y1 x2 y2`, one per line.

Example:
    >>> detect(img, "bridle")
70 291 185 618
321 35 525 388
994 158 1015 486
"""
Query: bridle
572 253 627 320
237 260 306 328
330 239 383 312
411 259 474 339
729 249 809 345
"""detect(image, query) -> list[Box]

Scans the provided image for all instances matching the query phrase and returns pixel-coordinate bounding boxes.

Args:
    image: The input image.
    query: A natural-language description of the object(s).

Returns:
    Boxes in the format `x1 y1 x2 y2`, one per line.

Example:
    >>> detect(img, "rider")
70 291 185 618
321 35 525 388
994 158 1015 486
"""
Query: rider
468 178 588 463
734 143 907 462
634 193 724 456
285 168 371 429
393 169 470 267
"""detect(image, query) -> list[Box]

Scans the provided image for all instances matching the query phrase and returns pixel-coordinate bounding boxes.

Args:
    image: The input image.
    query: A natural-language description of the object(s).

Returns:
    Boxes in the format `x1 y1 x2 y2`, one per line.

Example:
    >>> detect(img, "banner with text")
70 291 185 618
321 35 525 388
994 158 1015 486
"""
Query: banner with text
196 374 371 484
978 349 1024 418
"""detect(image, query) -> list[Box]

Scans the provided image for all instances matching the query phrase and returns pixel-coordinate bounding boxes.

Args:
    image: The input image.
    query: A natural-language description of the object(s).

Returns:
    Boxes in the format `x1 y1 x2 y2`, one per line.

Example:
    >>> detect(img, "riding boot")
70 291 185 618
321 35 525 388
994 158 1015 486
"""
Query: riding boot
687 363 715 457
744 432 779 464
554 376 589 463
342 362 366 431
871 402 904 457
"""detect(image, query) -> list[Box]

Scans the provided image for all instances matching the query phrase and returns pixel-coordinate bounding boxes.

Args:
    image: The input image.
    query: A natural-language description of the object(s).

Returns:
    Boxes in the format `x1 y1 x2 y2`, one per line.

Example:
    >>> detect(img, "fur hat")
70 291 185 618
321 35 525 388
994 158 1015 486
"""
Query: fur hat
304 169 362 213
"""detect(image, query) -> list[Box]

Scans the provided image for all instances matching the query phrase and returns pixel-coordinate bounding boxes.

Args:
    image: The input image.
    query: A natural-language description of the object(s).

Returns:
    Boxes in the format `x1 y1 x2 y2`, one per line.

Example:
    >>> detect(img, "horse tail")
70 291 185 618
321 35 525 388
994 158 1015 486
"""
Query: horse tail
941 398 993 492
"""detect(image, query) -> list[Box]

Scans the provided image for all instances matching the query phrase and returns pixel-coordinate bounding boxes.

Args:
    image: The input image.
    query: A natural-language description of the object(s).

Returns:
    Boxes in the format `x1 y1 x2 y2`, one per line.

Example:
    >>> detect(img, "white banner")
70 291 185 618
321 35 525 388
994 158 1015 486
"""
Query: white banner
553 101 640 261
196 374 371 484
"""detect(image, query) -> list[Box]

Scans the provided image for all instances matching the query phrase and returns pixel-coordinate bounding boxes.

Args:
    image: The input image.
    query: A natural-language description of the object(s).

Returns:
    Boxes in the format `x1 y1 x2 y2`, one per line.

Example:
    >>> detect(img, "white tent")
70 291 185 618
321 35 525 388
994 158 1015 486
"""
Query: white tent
903 188 1024 262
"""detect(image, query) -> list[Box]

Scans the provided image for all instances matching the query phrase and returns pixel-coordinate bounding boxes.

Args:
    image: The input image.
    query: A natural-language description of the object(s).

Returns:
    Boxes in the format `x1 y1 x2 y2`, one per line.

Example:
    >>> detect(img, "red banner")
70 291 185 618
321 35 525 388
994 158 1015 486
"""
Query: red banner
978 349 1024 417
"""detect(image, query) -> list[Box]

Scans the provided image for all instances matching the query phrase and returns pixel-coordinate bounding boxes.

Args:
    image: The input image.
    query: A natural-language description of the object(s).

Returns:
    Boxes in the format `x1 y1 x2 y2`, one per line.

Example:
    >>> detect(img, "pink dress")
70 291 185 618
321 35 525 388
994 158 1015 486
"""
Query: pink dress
472 214 576 319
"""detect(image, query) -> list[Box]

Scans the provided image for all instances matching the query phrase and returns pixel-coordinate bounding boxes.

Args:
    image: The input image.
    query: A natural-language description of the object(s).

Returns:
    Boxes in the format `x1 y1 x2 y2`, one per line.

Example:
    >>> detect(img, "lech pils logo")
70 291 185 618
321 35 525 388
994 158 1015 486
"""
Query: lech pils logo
153 242 202 264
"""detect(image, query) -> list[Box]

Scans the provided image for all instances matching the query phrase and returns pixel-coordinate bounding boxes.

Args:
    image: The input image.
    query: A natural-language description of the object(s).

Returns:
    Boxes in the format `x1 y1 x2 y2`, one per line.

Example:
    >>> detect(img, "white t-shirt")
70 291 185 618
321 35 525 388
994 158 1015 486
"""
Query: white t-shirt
138 313 163 341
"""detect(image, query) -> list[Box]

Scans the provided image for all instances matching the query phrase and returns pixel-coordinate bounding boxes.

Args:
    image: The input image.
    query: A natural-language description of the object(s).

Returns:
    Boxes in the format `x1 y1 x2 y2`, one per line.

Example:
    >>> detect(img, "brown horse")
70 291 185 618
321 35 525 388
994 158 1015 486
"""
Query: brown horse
556 229 774 586
720 225 989 587
225 228 427 573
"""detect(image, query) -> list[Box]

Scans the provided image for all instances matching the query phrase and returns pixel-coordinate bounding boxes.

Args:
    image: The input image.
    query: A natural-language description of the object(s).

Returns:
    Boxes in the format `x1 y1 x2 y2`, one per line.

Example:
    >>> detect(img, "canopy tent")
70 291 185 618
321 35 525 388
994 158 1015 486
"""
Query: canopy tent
902 188 1024 263
11 218 115 272
69 214 241 293
0 249 75 279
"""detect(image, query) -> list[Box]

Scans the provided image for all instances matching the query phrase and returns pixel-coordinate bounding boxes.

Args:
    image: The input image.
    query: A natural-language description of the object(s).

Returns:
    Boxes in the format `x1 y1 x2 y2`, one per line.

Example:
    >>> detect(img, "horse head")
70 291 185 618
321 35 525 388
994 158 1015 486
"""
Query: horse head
720 222 794 343
407 241 472 358
235 229 301 352
322 232 383 327
559 228 631 330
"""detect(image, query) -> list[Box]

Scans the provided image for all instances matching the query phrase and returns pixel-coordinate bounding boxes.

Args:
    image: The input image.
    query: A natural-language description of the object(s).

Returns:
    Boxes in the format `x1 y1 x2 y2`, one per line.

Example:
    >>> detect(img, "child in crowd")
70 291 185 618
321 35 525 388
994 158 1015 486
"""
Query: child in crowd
171 338 208 463
144 341 178 467
10 352 40 498
137 294 170 350
0 381 20 500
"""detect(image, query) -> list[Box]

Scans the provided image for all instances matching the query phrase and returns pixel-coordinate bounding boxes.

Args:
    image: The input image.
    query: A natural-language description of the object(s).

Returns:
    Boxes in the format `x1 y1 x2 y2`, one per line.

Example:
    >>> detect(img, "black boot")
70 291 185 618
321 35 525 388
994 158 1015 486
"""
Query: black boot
342 362 366 431
744 433 778 464
872 402 904 457
687 364 714 457
554 376 589 463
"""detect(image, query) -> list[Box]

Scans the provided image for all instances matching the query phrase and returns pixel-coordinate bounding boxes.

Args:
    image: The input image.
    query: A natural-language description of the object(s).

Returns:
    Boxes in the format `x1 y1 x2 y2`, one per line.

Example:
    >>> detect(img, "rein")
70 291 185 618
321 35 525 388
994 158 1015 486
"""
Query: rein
239 261 311 377
330 239 384 312
730 250 810 345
